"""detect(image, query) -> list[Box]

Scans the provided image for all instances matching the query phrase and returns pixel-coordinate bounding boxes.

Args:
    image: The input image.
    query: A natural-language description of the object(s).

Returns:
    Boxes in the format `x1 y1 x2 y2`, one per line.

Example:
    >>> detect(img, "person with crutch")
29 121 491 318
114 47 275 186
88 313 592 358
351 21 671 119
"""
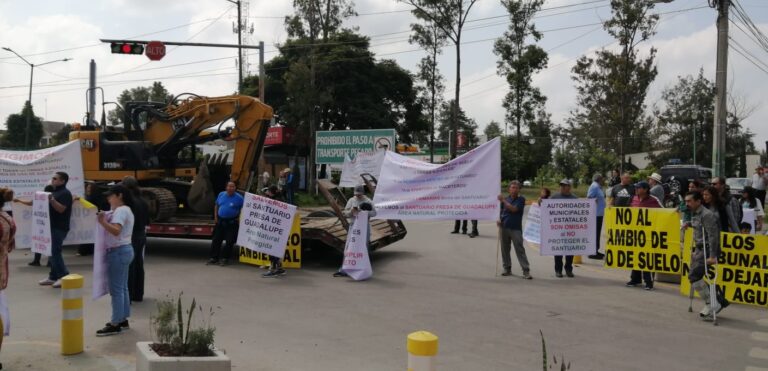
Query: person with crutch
684 191 729 322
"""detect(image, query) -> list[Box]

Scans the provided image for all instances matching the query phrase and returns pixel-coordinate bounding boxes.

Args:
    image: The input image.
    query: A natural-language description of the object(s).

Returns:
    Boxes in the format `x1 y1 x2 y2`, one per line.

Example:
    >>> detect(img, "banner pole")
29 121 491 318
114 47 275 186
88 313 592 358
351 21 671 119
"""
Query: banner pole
495 226 501 277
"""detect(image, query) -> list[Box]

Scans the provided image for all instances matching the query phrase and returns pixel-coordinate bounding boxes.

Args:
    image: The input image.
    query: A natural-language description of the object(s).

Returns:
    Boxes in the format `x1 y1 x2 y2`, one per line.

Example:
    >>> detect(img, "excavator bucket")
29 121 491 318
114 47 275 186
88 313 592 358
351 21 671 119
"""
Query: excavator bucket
187 159 216 214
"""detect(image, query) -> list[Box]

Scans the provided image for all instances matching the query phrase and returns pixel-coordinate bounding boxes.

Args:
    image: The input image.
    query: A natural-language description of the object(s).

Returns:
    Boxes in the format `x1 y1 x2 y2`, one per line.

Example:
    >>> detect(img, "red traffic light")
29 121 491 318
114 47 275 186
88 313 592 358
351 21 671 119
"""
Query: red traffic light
110 42 144 55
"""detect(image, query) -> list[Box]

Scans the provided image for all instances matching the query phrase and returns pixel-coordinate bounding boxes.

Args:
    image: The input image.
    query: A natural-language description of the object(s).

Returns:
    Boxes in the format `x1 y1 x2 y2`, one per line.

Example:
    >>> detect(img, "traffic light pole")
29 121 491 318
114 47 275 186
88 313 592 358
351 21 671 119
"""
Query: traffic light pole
100 39 265 102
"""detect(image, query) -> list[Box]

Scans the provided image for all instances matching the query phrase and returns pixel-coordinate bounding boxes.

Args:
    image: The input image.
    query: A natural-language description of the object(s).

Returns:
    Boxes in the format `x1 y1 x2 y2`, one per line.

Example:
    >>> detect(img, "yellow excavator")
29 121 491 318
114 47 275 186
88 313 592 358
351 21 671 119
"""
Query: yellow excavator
69 94 273 221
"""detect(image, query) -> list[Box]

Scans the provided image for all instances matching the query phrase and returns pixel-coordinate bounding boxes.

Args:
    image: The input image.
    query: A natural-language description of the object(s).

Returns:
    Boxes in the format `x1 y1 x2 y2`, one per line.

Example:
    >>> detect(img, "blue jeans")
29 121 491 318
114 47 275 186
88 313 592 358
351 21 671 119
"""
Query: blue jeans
48 228 70 280
107 244 134 324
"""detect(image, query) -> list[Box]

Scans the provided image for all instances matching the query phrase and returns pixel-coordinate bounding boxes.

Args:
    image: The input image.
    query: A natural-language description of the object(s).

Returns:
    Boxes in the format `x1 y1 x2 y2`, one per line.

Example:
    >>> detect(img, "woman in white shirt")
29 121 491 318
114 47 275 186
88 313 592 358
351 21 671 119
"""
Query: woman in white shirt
96 184 135 337
741 186 764 231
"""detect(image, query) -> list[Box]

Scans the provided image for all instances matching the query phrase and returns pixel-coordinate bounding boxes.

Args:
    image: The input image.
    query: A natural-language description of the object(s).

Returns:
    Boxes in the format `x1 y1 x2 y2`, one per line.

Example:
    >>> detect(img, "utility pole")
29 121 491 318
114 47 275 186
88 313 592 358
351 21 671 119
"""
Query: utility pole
227 0 243 92
711 0 729 177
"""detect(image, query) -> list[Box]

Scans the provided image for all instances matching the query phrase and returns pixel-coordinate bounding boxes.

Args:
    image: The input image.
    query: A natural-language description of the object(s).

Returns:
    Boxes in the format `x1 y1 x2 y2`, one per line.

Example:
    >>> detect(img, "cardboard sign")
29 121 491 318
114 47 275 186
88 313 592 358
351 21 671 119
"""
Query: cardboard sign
539 199 596 256
236 193 297 259
373 138 501 220
239 214 302 268
523 204 541 245
92 211 110 300
604 207 682 274
340 211 372 281
31 192 52 256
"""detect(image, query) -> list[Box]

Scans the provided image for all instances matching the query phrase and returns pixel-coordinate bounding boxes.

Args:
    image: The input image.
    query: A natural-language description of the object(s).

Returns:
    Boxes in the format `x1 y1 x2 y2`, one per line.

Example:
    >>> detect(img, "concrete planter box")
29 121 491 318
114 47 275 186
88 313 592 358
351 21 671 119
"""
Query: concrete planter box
136 341 230 371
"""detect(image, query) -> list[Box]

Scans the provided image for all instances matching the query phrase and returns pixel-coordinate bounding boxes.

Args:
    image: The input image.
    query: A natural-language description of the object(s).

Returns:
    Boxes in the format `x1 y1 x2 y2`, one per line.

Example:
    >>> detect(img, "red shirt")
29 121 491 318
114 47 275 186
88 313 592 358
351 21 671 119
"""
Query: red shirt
630 195 662 208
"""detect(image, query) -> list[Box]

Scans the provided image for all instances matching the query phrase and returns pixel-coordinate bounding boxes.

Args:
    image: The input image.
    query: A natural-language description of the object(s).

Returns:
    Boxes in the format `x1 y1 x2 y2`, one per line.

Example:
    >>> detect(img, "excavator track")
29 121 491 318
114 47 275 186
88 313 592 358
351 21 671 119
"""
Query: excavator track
141 187 177 222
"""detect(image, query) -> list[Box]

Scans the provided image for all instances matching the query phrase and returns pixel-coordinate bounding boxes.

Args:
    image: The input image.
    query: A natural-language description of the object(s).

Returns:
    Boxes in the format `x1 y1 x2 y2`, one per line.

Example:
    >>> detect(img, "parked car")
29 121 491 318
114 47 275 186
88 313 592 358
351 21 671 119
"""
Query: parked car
659 165 713 194
523 180 532 187
726 177 752 198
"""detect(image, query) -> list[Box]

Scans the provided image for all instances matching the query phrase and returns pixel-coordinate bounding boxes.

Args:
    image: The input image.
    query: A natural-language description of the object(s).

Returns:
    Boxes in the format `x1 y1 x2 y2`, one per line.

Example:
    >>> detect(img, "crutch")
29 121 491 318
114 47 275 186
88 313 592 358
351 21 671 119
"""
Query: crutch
701 225 719 326
687 227 694 312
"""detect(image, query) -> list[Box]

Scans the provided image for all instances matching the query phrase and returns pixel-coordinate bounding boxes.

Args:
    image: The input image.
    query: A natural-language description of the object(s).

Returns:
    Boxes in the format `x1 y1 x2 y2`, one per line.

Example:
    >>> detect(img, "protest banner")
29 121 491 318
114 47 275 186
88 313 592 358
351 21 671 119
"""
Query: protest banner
372 138 501 220
741 208 756 234
239 214 302 268
339 151 386 188
92 212 110 300
340 211 373 281
31 192 52 256
681 231 768 308
236 193 297 259
523 203 541 245
604 207 682 274
1 141 90 248
539 199 596 256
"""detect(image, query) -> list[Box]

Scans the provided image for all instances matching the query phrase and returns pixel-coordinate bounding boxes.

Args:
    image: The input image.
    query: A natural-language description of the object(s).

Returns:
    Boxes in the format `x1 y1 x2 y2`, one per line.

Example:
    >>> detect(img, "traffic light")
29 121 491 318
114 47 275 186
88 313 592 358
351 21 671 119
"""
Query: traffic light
110 42 144 55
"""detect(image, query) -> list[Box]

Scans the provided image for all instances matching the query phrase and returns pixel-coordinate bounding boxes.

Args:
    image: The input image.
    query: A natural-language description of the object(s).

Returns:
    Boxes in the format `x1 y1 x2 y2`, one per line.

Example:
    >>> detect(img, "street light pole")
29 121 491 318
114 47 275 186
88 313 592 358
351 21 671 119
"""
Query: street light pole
1 47 70 149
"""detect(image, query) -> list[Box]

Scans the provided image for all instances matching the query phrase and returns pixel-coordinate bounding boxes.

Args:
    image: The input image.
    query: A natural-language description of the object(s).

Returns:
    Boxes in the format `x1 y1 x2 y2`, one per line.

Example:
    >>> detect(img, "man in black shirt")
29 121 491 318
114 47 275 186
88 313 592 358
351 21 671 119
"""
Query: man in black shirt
609 172 635 207
39 172 73 288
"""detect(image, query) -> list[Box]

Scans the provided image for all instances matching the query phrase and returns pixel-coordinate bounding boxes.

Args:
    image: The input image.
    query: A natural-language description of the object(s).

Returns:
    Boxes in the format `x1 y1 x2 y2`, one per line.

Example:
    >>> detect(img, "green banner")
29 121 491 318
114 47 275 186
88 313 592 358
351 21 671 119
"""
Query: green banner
315 129 396 164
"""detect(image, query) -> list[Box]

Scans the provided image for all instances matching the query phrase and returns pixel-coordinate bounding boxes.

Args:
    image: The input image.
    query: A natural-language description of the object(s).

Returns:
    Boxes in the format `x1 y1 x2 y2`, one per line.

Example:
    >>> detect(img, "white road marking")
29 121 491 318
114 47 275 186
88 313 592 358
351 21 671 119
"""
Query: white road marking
752 332 768 342
749 347 768 360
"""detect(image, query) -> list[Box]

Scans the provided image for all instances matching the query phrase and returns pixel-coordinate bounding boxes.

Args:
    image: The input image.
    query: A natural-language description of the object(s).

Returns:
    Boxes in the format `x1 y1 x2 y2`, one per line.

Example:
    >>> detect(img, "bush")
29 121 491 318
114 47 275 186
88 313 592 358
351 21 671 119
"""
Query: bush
150 293 217 357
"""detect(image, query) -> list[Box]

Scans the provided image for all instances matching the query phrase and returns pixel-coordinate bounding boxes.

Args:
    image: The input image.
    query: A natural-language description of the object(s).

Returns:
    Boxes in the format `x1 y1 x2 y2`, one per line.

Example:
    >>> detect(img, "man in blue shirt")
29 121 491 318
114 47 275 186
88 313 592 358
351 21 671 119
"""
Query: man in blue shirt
587 173 606 260
207 181 244 266
497 181 531 279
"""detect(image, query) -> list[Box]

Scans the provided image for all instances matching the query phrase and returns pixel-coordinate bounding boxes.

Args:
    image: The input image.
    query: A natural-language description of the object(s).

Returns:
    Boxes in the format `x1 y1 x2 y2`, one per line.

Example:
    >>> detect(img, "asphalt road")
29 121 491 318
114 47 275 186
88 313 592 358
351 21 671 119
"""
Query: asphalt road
1 219 766 370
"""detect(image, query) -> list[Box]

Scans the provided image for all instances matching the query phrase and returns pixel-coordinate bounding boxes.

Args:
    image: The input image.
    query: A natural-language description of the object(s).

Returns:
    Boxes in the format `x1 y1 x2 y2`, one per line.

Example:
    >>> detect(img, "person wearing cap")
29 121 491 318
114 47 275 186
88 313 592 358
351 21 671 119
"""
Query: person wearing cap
96 184 135 336
586 173 606 260
626 181 662 290
752 166 767 207
608 172 635 207
550 179 578 278
38 172 73 289
334 185 377 277
207 181 244 266
648 173 665 205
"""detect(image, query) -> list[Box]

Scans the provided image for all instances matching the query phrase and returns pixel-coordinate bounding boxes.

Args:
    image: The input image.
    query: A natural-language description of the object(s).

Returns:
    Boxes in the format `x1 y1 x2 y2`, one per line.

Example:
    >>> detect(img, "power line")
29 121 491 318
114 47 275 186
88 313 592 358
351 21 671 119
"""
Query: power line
729 41 768 75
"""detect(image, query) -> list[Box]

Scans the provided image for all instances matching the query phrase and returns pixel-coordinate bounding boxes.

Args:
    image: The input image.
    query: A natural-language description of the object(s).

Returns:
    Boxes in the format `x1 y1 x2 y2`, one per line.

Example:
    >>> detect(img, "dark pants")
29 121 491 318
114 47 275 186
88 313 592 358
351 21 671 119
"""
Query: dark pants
757 189 767 209
78 243 94 256
285 188 295 205
595 216 603 254
269 255 282 270
630 270 653 285
210 219 238 261
128 232 146 302
453 220 478 233
48 228 70 281
554 255 573 274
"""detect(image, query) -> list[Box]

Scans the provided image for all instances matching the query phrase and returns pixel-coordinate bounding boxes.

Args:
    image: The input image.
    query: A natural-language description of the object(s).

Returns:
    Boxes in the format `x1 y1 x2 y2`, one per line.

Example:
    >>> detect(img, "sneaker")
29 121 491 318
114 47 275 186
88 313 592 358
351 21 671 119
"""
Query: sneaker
52 279 62 288
501 271 512 277
332 271 348 278
105 320 129 329
96 324 122 337
462 231 467 235
555 272 564 278
275 268 286 276
522 272 532 280
205 259 218 266
450 230 460 234
468 232 478 238
644 284 654 291
218 259 229 266
565 271 575 278
699 300 722 318
38 278 55 286
626 281 642 287
588 253 605 260
262 271 280 278
28 261 41 267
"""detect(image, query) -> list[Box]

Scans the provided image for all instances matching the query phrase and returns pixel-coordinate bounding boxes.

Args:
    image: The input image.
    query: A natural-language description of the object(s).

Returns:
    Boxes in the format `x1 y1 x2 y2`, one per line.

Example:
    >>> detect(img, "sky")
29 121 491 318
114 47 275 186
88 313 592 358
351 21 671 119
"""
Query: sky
1 0 767 158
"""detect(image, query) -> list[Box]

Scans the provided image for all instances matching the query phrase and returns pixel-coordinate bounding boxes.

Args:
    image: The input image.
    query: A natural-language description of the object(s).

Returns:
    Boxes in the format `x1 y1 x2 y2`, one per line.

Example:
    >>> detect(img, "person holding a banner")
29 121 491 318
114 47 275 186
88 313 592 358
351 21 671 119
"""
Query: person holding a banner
587 173 606 260
626 182 662 290
740 186 764 232
262 186 287 278
39 172 73 288
684 191 729 320
497 181 531 279
551 180 577 278
207 181 244 267
96 184 135 336
334 185 377 278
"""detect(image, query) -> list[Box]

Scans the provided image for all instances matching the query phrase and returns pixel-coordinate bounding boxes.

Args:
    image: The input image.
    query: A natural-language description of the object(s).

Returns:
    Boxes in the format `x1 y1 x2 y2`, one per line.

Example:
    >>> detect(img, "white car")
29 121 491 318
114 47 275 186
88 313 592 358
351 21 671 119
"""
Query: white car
523 180 532 187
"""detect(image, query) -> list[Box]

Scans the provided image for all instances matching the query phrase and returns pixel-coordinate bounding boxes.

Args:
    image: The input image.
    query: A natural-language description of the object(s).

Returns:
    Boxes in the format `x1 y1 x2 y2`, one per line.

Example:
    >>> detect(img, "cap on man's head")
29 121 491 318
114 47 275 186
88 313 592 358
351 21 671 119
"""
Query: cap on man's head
649 173 662 183
354 185 365 195
103 184 128 197
635 181 650 190
559 179 572 186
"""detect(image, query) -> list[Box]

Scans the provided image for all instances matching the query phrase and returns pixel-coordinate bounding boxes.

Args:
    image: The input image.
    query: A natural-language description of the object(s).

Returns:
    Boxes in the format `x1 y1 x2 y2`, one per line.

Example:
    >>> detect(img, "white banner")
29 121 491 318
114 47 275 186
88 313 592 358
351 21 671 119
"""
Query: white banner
92 212 110 300
372 138 501 220
523 204 542 245
340 211 372 281
540 199 596 256
742 208 756 234
236 193 297 258
339 151 386 188
31 192 52 256
12 201 97 249
0 141 84 198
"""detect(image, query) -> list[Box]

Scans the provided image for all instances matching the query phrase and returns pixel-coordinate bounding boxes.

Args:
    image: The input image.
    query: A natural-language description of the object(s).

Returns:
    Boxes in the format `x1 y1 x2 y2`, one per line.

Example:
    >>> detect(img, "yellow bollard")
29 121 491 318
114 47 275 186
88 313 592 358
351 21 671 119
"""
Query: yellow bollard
407 331 438 371
573 255 582 265
61 274 84 355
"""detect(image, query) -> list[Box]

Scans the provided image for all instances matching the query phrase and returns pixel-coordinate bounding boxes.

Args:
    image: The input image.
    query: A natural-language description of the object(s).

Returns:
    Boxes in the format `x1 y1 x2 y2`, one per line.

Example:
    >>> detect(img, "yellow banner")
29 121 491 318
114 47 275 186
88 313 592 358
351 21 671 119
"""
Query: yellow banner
681 231 768 308
604 207 682 274
239 214 302 268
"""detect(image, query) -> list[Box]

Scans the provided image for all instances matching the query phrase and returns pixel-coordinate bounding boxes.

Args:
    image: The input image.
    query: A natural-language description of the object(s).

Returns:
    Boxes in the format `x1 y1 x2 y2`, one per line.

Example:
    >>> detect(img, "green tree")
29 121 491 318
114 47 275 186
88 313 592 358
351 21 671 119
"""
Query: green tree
483 120 502 140
566 0 659 173
107 82 173 126
410 17 448 162
1 102 43 149
402 0 479 158
50 124 74 146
